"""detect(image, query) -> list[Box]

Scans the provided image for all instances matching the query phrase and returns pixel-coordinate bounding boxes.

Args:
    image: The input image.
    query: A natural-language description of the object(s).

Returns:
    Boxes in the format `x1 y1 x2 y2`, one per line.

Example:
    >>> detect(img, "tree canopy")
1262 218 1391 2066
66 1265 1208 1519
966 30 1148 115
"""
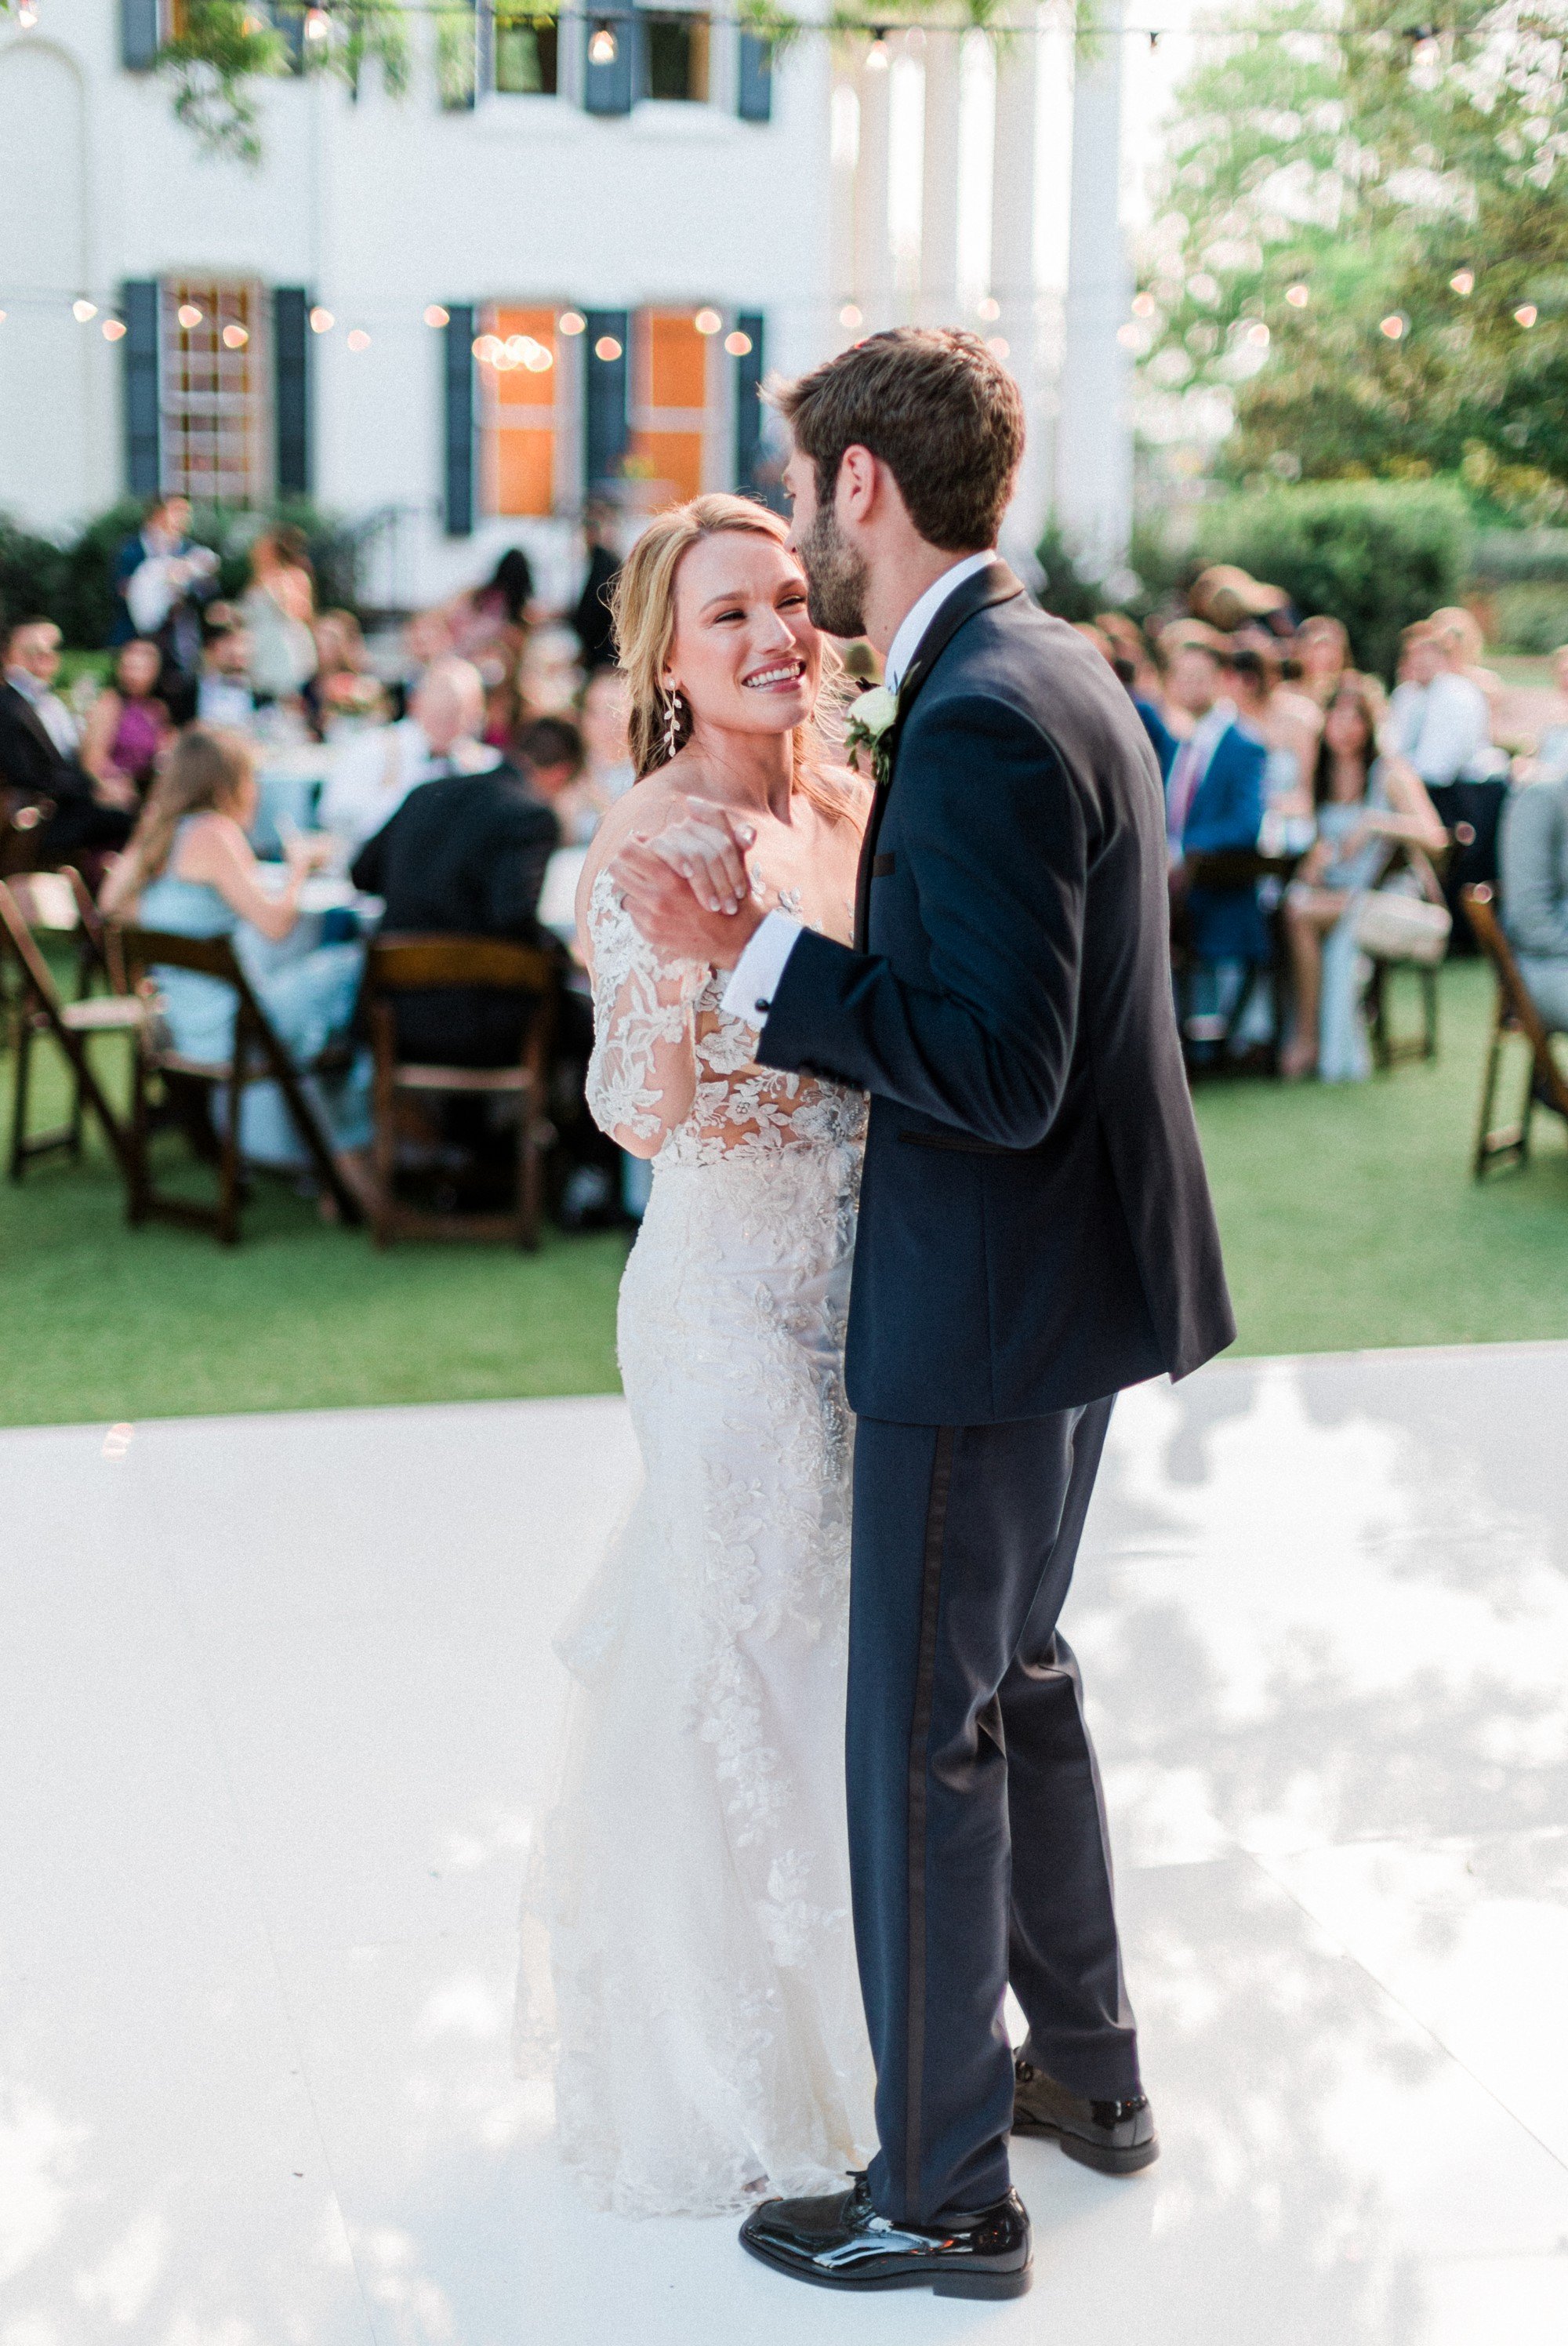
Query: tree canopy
1136 2 1568 518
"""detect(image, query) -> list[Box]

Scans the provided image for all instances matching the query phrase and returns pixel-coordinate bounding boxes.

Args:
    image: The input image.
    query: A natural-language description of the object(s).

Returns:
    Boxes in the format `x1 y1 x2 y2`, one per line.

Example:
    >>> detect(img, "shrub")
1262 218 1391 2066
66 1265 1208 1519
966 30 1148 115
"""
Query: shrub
0 517 69 638
1192 479 1472 680
1487 583 1568 656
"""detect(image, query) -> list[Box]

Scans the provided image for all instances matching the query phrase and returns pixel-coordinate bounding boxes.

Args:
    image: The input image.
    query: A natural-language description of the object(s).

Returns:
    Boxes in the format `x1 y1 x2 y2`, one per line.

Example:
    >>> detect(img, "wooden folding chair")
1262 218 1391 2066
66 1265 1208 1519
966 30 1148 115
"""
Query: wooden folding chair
0 875 144 1183
114 924 365 1244
1363 843 1451 1073
364 934 557 1248
1462 883 1568 1178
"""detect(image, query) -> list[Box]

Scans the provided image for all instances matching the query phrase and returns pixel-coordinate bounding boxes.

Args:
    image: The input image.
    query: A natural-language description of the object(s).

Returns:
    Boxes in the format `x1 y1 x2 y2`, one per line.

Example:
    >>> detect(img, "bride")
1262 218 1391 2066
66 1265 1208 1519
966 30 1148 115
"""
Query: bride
517 494 877 2217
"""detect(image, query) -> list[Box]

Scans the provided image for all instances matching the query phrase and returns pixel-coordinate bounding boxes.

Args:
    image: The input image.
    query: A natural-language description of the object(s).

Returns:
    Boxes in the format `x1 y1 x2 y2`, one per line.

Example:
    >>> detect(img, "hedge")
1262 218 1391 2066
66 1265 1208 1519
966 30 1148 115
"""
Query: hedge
1191 480 1472 681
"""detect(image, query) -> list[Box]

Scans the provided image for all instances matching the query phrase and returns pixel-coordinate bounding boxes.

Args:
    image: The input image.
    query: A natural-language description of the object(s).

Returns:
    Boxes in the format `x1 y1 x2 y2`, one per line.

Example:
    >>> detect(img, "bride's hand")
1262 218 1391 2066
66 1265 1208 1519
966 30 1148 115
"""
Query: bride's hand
644 798 756 917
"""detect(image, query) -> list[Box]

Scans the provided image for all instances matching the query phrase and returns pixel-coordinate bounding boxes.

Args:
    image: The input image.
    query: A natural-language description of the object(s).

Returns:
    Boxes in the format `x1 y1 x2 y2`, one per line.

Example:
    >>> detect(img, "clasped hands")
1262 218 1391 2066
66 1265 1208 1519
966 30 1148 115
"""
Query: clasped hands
610 796 767 970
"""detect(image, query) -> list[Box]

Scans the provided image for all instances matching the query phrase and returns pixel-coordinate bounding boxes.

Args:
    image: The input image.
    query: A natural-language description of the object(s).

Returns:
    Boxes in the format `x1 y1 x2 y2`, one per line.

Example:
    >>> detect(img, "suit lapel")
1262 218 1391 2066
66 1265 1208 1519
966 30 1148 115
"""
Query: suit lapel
2 685 63 772
852 559 1022 949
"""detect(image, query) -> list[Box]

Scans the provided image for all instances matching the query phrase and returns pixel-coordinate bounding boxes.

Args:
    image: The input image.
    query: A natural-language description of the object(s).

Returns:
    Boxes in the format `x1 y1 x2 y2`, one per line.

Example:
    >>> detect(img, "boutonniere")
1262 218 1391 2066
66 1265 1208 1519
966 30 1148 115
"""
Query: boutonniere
843 684 899 786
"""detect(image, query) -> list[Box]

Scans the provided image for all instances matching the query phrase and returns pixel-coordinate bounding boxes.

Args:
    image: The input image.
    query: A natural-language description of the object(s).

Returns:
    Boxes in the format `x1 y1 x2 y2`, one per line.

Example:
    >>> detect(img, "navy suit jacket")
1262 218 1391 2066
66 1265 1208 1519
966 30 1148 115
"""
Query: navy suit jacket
1177 720 1269 964
757 563 1235 1425
1135 695 1178 779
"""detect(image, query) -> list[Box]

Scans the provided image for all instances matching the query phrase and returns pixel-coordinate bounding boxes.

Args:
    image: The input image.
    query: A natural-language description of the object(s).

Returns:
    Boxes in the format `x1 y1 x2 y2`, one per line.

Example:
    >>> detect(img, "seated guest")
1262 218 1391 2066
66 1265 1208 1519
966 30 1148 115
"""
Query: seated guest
1500 768 1568 1036
1388 620 1494 787
1163 626 1269 971
350 702 559 1068
319 657 501 854
1294 615 1351 709
1528 643 1568 782
80 637 171 799
101 727 370 1171
196 614 258 732
0 616 136 860
517 714 603 844
1280 678 1446 1081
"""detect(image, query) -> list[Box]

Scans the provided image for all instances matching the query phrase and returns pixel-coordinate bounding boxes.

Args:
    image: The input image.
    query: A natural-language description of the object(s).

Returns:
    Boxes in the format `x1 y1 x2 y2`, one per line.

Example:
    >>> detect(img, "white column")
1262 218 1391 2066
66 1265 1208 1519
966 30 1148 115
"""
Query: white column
919 29 963 327
989 16 1045 548
1054 1 1134 574
830 71 859 332
853 43 895 333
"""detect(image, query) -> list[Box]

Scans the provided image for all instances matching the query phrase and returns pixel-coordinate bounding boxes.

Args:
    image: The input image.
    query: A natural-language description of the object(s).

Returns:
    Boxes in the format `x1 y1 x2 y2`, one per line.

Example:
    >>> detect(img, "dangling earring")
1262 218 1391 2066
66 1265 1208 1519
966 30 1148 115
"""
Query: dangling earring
663 686 683 761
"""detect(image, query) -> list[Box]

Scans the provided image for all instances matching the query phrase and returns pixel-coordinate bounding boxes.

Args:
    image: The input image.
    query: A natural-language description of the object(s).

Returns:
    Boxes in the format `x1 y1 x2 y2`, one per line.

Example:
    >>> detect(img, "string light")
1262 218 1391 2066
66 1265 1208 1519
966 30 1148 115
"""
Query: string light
423 303 449 328
593 333 623 361
977 296 1001 321
985 336 1009 359
724 329 753 355
71 299 96 323
222 321 249 348
839 303 862 329
1285 283 1309 308
1515 303 1537 327
347 327 371 350
18 2 40 25
1131 292 1155 319
694 307 723 336
303 7 332 51
587 24 618 64
1380 313 1406 340
177 302 203 329
102 318 127 341
558 310 586 336
866 31 892 71
1450 268 1475 296
310 306 336 332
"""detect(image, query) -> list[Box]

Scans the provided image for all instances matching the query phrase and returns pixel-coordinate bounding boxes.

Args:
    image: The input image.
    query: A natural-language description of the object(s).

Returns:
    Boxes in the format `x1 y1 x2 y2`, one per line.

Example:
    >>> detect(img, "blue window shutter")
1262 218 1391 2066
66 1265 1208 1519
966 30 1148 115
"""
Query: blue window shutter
734 312 767 495
738 33 772 122
584 310 630 492
267 1 306 70
121 0 160 70
122 281 161 497
445 307 476 537
274 288 311 499
583 10 633 114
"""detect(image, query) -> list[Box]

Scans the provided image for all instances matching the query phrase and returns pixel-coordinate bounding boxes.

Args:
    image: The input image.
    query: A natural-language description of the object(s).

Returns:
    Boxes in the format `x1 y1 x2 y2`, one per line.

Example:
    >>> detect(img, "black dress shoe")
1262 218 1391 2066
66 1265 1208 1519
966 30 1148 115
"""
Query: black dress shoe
739 2174 1032 2298
1012 2051 1159 2174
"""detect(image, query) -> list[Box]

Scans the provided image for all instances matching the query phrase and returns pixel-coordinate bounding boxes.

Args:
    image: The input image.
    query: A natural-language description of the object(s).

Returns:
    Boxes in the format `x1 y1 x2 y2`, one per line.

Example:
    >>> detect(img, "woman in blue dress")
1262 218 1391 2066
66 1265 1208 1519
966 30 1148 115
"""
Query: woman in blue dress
102 725 372 1171
1279 677 1446 1080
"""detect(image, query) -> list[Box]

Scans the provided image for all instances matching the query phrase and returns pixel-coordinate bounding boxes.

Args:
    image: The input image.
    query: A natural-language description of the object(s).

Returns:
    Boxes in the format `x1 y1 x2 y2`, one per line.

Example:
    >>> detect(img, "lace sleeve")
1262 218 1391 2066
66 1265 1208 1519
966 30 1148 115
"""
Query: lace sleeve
583 868 709 1157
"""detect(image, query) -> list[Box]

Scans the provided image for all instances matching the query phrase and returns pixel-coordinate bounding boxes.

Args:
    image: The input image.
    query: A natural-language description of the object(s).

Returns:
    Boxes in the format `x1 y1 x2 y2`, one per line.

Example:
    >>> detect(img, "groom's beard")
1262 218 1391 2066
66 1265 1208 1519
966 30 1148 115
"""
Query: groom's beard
797 504 869 641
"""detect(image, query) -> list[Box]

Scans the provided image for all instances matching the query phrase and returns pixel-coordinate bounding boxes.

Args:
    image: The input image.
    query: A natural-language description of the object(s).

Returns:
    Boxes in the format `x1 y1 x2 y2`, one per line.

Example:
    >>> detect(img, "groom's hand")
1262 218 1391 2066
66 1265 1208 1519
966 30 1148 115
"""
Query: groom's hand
610 801 767 969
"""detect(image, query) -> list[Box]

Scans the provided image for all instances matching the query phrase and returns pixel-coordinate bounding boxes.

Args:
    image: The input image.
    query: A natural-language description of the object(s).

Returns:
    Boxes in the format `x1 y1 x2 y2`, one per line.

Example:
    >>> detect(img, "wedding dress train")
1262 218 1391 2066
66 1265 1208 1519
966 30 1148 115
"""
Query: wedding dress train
517 871 876 2217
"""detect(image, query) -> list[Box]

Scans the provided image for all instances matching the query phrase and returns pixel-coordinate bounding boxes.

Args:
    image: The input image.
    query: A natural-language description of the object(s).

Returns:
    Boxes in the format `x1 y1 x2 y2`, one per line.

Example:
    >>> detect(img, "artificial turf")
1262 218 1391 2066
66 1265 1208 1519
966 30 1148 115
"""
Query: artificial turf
1 958 1564 1429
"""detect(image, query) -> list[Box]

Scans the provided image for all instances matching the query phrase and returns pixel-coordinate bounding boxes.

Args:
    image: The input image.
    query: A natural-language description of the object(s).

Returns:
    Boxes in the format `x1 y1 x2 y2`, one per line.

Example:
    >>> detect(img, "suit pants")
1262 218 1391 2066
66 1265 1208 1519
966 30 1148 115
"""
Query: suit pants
848 1400 1138 2224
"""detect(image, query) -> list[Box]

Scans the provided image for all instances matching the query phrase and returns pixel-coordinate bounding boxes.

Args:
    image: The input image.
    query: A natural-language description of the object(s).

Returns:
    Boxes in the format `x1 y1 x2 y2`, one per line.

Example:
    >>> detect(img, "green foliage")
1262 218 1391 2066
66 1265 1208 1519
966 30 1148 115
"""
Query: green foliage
1140 2 1568 496
0 499 360 649
1191 478 1472 678
1033 521 1110 626
1487 582 1568 654
158 0 288 165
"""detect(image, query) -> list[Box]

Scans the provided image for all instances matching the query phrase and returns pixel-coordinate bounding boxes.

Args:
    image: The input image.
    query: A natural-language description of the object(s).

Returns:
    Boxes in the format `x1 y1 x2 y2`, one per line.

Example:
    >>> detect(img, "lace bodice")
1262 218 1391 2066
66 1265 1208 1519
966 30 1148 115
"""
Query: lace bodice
583 866 866 1168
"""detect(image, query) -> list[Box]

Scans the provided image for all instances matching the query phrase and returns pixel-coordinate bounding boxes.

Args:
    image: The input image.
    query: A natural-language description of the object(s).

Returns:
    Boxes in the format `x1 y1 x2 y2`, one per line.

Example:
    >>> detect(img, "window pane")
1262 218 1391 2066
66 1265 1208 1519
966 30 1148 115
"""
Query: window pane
481 303 564 517
159 279 266 506
644 15 709 102
646 311 706 410
495 17 558 94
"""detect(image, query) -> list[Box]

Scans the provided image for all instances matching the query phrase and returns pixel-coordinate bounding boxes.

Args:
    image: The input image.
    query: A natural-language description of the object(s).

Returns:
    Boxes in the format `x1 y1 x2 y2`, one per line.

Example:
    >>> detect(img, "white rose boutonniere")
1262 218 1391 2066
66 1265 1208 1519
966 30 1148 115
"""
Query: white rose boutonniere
843 684 900 786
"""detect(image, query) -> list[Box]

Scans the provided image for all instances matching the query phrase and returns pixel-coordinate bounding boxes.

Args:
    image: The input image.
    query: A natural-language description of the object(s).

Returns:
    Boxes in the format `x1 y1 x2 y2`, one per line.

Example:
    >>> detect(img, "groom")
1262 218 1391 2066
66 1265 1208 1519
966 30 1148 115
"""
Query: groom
612 330 1233 2298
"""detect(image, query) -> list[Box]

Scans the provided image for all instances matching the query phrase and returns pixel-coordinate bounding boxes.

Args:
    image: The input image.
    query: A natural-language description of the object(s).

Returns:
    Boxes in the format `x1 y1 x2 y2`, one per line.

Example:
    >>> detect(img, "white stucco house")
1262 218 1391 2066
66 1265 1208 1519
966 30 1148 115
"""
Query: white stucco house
0 0 1134 610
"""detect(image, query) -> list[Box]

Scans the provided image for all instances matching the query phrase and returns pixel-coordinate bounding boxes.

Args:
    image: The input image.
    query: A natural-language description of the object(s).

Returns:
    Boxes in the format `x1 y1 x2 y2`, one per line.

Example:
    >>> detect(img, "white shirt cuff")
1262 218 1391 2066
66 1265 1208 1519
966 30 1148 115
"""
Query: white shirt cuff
721 910 804 1028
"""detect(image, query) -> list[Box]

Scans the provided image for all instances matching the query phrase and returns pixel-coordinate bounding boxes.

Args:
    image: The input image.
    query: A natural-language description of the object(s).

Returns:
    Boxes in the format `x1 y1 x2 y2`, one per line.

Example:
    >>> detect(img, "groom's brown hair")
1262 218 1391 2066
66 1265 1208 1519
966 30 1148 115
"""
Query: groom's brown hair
774 329 1024 553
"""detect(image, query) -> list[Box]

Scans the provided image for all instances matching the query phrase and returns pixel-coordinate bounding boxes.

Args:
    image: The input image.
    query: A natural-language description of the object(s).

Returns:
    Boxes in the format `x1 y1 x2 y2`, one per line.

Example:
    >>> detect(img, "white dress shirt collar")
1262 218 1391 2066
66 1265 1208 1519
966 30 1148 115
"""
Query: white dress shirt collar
882 550 997 696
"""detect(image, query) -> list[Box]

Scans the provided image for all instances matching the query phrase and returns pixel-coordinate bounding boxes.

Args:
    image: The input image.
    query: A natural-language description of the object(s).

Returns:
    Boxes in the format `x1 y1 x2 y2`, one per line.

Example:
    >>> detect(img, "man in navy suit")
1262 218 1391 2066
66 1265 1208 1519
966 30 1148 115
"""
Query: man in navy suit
613 331 1233 2299
1162 628 1269 968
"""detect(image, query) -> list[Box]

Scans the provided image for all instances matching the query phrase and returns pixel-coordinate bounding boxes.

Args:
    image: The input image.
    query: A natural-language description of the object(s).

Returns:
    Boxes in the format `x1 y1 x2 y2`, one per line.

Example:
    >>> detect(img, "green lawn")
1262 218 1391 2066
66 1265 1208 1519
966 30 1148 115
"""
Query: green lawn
2 958 1565 1428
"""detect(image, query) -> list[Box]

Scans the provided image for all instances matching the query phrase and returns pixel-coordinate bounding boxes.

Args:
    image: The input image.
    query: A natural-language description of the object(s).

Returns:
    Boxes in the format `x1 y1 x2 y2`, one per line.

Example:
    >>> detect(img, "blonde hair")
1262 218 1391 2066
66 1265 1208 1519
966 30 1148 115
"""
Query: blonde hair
609 493 853 821
104 726 254 911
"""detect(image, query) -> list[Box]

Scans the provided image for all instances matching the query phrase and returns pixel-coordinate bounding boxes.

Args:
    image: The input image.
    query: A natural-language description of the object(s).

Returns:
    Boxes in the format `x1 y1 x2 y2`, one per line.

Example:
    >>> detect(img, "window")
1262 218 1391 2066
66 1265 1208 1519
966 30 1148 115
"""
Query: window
494 13 559 94
159 280 268 504
626 308 720 504
478 305 572 517
643 13 710 102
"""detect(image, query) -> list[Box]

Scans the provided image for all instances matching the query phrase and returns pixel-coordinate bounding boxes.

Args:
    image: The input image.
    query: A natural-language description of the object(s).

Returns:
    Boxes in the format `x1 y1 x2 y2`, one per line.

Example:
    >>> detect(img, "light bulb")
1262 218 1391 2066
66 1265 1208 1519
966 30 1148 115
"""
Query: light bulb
310 306 335 333
473 333 502 363
177 302 203 329
588 25 618 65
524 343 554 372
985 336 1010 361
18 2 40 27
1246 321 1270 347
558 310 586 336
977 296 1000 322
1131 292 1156 319
72 299 97 323
347 328 371 352
839 303 862 329
593 335 622 362
866 34 891 72
1450 269 1475 297
724 331 753 357
222 322 249 349
102 318 127 342
1285 283 1309 308
1515 303 1538 328
1379 314 1406 340
303 7 331 49
694 307 723 337
423 304 450 329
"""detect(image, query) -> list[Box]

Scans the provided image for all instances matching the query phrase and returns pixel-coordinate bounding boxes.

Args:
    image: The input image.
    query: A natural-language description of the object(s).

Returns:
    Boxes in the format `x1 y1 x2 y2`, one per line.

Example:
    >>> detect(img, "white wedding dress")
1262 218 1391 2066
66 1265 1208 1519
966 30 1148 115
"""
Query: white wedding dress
516 869 877 2217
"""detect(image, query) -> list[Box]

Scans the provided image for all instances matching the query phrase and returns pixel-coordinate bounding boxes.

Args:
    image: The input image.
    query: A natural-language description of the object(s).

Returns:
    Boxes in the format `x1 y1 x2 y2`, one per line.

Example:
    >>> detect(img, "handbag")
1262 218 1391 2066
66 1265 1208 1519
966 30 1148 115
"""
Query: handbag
1351 883 1452 965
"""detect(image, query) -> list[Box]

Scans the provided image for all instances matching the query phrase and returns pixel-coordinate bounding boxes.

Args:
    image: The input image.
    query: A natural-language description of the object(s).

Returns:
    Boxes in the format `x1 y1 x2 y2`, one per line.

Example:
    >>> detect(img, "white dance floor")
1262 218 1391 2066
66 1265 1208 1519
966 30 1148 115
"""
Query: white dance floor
6 1345 1568 2343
